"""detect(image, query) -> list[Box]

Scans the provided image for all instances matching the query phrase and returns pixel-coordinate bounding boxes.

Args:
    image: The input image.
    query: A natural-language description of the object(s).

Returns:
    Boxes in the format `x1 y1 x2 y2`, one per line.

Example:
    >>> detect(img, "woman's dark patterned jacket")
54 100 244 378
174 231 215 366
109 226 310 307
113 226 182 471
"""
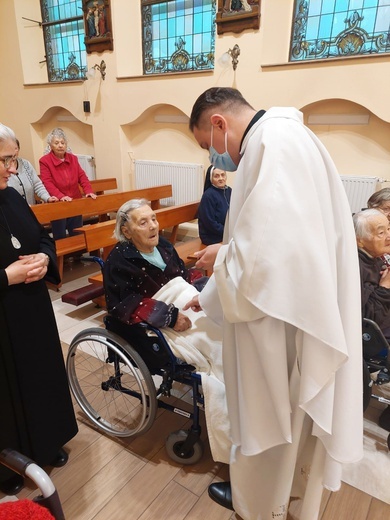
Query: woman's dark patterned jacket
103 236 207 328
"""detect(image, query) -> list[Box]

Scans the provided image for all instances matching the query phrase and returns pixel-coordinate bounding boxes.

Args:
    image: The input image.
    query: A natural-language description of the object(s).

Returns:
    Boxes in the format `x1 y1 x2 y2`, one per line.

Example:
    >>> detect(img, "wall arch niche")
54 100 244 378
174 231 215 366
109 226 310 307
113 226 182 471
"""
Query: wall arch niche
120 104 210 190
302 99 390 182
31 107 94 171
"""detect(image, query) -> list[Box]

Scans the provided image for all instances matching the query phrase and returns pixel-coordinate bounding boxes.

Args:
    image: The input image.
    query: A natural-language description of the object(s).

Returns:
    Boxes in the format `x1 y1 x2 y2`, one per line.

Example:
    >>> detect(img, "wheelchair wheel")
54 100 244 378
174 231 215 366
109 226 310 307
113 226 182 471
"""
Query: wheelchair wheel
165 430 204 465
66 328 157 437
363 359 372 412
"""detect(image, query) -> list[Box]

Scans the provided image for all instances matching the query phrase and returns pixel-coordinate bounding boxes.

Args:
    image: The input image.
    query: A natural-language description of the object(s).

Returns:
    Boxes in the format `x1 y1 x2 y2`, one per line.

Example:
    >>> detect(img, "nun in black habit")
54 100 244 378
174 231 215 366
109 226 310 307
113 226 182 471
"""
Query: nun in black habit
0 123 78 495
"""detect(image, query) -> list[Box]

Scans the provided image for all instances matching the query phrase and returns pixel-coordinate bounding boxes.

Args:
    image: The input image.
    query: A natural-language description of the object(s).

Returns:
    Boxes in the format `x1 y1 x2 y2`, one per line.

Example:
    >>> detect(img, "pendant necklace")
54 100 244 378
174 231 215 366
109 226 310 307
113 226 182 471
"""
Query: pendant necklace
0 206 22 249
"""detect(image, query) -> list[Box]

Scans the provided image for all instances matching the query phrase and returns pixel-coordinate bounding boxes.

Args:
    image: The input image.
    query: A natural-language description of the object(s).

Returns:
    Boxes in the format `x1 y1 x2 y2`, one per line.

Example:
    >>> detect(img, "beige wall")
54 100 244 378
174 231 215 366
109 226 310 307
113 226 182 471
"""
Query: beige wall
1 0 390 190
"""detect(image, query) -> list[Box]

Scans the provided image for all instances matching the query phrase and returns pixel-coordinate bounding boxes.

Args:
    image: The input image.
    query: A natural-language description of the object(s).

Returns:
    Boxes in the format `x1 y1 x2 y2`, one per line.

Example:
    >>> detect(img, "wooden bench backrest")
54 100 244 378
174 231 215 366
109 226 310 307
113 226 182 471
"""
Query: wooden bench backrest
83 178 118 195
78 201 200 253
32 185 172 225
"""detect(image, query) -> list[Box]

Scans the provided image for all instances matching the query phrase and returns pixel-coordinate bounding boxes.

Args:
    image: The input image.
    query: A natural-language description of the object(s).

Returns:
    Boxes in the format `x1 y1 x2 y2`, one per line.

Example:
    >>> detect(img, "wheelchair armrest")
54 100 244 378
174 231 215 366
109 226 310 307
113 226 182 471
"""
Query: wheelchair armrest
81 255 105 270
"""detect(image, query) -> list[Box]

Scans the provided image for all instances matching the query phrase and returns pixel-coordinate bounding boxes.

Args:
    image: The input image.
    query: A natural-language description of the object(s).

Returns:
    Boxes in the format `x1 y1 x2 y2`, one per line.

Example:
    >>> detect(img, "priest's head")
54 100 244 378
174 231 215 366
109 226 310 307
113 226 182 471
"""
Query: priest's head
189 88 256 172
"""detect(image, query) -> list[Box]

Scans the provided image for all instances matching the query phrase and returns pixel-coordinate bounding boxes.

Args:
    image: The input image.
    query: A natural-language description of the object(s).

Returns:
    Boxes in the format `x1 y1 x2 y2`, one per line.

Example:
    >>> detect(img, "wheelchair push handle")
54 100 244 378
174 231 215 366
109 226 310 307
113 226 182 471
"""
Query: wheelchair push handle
0 448 34 475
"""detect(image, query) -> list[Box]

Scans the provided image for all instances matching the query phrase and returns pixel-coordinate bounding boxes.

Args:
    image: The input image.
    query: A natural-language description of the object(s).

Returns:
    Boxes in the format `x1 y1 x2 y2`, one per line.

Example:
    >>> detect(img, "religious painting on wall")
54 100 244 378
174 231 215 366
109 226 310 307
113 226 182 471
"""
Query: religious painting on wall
216 0 260 35
83 0 113 54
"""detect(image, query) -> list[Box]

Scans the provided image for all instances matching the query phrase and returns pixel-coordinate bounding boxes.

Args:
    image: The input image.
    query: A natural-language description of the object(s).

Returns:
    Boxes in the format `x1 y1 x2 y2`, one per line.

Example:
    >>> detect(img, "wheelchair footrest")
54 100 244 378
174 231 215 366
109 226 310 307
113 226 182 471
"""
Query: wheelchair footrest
61 284 105 306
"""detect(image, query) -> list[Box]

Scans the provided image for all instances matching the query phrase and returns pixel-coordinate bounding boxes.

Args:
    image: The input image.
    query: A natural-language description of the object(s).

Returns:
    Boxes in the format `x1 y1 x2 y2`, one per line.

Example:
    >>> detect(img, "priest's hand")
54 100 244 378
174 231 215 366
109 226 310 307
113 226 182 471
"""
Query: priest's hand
183 295 202 313
194 243 221 271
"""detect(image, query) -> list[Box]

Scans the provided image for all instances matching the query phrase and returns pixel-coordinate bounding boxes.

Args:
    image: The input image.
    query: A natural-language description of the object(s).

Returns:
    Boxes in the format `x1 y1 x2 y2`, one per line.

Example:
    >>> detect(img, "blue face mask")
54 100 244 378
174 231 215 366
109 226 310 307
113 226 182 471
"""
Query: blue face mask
209 127 237 172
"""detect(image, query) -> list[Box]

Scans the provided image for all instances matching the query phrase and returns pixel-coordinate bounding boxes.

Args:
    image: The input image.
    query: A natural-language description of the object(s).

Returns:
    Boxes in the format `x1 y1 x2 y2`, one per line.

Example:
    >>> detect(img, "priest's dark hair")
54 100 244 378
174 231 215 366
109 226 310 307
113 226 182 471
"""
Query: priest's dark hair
189 87 254 132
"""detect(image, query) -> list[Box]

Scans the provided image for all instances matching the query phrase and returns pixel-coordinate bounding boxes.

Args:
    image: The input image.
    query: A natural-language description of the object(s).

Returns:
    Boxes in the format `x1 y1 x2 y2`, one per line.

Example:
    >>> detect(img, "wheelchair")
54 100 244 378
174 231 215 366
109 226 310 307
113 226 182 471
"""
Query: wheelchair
66 313 205 465
0 448 65 519
362 318 390 449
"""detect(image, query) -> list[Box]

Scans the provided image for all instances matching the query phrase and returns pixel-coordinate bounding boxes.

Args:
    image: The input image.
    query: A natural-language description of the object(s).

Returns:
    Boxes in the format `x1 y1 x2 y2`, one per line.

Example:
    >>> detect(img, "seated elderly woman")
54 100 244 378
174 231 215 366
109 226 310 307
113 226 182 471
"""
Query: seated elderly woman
353 208 390 431
103 199 230 463
367 187 390 221
103 198 208 331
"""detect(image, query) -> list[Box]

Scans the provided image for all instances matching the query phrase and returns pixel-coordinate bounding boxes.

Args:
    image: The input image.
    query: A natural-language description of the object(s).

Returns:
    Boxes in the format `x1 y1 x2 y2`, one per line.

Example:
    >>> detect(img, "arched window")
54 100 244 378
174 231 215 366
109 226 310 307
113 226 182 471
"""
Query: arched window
40 0 87 82
290 0 390 62
141 0 216 75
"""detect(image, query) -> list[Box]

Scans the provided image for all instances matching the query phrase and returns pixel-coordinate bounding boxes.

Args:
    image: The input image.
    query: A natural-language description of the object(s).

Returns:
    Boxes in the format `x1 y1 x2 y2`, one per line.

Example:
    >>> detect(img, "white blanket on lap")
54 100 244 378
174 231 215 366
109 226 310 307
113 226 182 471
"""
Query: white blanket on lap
153 276 231 464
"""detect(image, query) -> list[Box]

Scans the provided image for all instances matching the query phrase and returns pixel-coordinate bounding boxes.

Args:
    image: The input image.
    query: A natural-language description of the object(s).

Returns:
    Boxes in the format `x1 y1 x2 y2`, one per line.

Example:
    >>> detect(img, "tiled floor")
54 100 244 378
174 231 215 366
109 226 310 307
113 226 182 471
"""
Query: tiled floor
49 257 106 345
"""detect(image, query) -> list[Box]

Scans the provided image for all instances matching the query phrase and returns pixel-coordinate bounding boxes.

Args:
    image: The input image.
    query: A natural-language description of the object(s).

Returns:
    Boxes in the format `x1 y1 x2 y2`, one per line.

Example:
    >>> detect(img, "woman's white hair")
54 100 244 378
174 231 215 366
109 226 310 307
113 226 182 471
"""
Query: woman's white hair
46 127 67 145
353 209 385 240
114 198 151 243
44 127 72 154
0 123 17 145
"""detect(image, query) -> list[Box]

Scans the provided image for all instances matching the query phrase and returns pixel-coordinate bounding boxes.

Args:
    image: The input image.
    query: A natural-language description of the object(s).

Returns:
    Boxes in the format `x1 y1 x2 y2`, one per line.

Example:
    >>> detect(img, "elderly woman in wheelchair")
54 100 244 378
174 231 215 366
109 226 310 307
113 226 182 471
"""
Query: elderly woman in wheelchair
103 198 208 331
66 199 230 465
353 209 390 435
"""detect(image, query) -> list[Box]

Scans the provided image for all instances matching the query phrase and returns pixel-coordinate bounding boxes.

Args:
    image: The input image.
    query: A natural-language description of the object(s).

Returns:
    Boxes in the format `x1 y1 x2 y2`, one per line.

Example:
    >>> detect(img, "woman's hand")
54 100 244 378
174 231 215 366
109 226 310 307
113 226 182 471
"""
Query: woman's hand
173 312 192 332
60 196 72 202
5 253 48 285
379 267 390 289
194 243 221 271
182 295 202 313
86 192 97 199
48 196 59 203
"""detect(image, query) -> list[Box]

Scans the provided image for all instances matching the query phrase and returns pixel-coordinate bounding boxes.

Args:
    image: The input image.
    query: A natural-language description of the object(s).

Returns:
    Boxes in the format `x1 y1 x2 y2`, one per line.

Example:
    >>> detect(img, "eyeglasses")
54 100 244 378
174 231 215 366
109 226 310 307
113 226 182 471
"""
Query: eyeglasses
0 155 17 169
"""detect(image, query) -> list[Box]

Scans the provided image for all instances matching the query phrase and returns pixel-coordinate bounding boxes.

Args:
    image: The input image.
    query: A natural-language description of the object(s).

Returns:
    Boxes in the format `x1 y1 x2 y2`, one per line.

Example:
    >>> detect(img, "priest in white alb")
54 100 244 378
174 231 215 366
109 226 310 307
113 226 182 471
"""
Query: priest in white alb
184 87 363 520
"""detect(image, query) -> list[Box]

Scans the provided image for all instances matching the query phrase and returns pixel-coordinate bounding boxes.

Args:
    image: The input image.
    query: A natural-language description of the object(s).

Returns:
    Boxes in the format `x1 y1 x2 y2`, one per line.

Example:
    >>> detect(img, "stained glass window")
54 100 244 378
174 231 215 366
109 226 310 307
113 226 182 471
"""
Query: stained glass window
141 0 216 75
290 0 390 61
40 0 87 82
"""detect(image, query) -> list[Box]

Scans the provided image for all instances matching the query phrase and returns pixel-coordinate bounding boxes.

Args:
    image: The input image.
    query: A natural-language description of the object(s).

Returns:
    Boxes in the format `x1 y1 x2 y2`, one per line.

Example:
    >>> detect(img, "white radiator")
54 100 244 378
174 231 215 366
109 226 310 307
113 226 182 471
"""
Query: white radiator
134 160 203 206
76 154 96 181
340 176 379 213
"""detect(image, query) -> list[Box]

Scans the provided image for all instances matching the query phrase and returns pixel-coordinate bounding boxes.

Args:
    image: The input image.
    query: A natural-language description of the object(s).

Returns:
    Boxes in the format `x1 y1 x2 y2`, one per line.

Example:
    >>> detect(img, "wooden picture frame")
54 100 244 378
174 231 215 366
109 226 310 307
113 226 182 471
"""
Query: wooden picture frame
83 0 113 54
216 0 260 35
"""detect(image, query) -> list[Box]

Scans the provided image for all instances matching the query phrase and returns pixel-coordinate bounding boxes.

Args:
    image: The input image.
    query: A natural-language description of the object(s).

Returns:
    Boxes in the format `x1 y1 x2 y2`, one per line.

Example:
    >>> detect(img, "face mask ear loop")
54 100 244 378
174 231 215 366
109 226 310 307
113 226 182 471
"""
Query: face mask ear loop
224 131 228 153
211 125 214 148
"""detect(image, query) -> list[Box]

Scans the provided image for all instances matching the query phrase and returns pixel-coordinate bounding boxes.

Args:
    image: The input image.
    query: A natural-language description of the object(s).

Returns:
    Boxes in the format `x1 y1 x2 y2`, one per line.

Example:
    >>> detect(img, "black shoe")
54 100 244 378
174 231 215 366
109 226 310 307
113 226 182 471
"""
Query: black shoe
50 447 69 468
208 481 234 511
379 406 390 432
0 474 24 495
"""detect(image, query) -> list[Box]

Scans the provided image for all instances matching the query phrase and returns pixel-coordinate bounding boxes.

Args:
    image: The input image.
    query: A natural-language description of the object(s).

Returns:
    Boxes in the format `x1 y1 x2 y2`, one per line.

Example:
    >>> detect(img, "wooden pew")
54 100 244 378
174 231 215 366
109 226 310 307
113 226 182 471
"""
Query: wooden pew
87 177 118 195
79 178 119 223
35 177 118 204
32 184 171 225
62 201 207 307
32 185 172 287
